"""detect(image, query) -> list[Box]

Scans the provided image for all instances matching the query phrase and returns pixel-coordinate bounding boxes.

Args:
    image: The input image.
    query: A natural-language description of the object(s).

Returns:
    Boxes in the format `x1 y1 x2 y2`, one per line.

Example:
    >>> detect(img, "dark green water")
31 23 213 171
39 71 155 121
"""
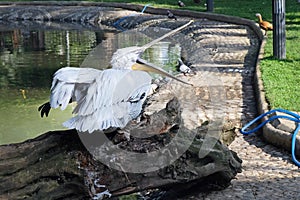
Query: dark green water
0 28 181 145
0 29 103 144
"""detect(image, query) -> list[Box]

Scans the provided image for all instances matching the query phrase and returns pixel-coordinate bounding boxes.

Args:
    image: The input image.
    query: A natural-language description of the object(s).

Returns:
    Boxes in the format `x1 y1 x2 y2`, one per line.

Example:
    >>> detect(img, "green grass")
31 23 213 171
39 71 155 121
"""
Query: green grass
258 1 300 111
213 0 300 111
2 0 299 111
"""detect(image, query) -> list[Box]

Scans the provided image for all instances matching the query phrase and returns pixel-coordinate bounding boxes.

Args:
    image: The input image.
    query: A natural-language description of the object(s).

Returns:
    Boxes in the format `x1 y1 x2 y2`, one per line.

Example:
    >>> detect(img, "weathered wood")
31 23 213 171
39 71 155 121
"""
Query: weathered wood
0 130 90 199
0 98 242 199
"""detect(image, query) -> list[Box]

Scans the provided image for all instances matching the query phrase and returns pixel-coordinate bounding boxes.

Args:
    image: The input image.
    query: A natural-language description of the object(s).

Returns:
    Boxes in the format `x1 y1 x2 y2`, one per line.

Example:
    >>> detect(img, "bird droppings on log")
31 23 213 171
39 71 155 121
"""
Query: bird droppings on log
0 97 242 200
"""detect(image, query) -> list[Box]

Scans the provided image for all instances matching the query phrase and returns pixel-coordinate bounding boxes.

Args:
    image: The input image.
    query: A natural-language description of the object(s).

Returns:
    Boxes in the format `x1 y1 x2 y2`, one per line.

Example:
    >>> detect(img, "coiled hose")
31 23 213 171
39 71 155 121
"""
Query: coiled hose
240 109 300 167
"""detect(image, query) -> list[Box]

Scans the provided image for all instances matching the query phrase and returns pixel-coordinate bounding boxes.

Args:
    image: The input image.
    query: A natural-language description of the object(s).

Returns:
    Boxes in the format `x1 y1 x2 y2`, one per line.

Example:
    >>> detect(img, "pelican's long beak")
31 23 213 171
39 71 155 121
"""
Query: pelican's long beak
132 58 193 86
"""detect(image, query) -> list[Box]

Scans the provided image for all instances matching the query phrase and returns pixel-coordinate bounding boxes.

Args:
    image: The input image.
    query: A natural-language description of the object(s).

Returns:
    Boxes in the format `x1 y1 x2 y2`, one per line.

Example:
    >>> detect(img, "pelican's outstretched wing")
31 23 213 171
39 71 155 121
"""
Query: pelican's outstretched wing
50 67 101 110
50 67 152 133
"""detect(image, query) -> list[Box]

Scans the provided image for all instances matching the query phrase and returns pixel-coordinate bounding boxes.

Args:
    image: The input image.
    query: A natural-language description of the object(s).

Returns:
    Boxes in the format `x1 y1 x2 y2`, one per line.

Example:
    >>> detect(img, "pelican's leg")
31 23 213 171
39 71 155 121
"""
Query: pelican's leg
38 102 51 117
38 99 73 118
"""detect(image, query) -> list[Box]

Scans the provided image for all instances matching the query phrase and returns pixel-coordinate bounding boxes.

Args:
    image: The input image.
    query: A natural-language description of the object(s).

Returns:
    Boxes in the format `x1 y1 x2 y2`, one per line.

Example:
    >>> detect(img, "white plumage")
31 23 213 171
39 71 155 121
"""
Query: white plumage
50 67 151 133
40 20 193 133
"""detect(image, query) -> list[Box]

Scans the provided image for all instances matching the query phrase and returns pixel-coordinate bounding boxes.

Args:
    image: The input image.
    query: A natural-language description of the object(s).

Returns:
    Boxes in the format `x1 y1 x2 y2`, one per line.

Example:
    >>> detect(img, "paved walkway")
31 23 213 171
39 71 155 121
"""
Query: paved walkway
141 17 300 199
178 18 300 200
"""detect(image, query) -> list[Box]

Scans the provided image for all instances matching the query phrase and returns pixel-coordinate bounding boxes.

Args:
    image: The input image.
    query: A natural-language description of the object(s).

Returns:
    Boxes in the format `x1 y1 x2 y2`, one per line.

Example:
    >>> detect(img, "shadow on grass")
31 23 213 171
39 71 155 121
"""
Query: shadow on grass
260 56 300 63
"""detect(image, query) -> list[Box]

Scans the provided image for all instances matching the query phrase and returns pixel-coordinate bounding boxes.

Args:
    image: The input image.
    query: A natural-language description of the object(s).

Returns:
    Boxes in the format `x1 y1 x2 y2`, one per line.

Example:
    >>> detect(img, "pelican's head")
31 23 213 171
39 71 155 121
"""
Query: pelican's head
110 20 195 85
110 46 192 86
110 46 143 70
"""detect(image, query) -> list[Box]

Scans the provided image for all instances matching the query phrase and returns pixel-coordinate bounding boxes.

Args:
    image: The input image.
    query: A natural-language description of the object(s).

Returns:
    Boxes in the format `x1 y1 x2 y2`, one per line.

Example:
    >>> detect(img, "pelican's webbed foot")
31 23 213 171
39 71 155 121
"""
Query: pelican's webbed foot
38 102 51 118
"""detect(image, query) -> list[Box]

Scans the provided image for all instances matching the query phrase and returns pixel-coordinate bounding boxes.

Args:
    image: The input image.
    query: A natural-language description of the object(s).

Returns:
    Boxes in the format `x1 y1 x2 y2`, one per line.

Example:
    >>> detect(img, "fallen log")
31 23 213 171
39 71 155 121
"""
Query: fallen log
0 129 89 199
0 98 242 199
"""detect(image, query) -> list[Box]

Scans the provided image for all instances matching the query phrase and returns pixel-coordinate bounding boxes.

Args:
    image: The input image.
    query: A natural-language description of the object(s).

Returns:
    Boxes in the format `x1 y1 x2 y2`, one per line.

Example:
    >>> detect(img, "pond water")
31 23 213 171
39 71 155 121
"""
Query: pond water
0 26 182 145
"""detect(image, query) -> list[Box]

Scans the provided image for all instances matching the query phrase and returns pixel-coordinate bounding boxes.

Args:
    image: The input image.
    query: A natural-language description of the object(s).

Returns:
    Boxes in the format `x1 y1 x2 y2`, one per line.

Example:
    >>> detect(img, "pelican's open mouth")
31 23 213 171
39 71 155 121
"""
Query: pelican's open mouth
132 58 192 86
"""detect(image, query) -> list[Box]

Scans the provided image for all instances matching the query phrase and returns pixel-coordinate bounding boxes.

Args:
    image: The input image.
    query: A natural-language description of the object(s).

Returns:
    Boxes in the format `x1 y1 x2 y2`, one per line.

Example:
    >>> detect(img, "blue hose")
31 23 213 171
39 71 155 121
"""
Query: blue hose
240 108 300 167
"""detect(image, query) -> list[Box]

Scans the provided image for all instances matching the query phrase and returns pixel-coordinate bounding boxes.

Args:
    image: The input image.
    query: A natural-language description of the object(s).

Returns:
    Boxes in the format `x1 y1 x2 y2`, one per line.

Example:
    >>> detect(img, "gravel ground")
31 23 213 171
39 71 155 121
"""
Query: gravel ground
192 134 300 199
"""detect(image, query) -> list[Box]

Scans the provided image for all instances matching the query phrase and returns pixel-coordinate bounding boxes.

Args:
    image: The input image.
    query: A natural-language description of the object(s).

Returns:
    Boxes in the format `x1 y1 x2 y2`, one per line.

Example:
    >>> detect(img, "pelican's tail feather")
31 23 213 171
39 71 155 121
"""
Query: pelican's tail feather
62 111 128 134
62 97 146 133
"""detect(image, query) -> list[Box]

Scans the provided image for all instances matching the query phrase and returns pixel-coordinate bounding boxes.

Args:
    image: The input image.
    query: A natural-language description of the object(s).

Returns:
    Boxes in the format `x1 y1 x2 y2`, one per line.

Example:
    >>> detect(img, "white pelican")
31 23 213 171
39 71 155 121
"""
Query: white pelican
39 20 193 133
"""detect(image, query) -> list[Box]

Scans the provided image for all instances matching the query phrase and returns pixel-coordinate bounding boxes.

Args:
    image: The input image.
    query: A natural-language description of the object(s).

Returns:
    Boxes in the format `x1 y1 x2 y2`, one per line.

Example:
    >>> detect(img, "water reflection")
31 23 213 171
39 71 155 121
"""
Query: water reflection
0 30 104 88
0 27 182 145
0 29 105 145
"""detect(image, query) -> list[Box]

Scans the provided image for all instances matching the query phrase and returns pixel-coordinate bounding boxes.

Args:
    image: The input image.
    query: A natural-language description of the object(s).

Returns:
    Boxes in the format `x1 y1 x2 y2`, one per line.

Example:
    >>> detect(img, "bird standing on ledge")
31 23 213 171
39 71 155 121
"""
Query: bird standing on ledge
255 13 273 35
167 10 177 20
38 21 193 133
178 1 185 7
177 58 192 75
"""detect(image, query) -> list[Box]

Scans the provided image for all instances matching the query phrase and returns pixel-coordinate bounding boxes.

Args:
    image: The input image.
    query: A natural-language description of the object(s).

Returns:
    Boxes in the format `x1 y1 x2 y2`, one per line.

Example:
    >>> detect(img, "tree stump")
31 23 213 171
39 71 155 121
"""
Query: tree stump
0 97 242 199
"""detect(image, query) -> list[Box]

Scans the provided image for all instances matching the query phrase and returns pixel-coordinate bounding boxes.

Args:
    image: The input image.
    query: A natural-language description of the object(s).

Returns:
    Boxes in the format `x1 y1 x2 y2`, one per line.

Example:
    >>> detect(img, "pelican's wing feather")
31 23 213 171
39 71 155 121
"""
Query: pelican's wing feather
71 69 119 116
51 67 100 85
50 67 101 110
63 70 152 133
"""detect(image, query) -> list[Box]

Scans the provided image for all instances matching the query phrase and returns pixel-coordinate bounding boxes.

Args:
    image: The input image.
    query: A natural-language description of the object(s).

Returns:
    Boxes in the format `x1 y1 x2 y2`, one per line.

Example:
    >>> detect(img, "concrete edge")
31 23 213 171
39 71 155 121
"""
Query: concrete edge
1 1 297 155
254 40 300 157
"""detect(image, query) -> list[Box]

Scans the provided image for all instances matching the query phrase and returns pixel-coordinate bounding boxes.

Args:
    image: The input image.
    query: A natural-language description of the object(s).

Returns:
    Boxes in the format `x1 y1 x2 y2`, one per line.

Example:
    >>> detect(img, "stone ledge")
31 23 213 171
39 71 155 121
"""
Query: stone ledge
254 40 300 157
272 111 300 133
